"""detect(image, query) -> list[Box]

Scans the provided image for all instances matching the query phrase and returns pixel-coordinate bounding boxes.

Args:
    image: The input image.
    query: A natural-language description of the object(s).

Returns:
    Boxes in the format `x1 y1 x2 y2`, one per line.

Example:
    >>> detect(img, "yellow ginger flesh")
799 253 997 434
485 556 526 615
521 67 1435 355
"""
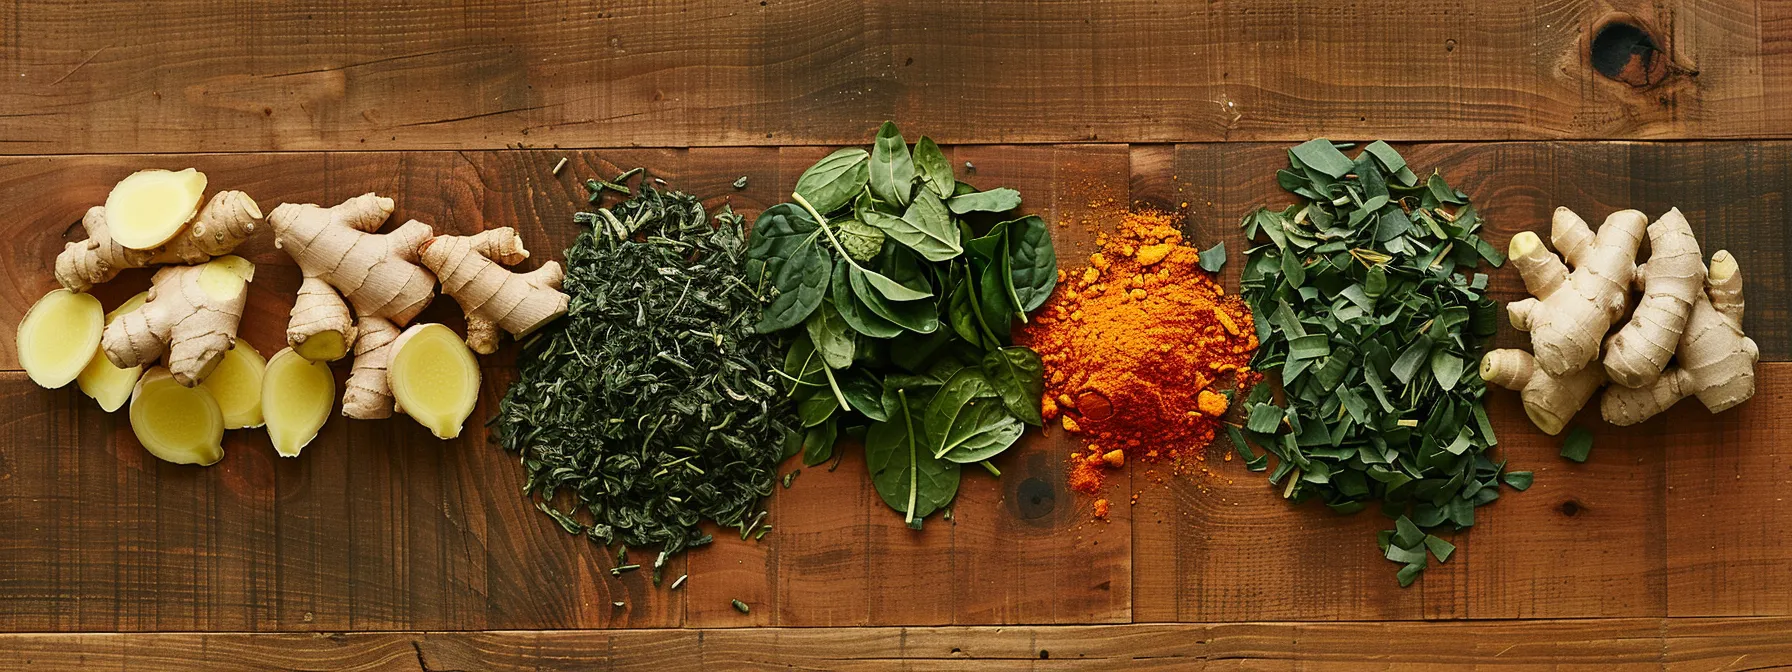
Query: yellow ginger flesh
77 291 150 412
262 348 336 457
18 289 104 389
388 324 480 439
130 367 225 466
103 168 208 250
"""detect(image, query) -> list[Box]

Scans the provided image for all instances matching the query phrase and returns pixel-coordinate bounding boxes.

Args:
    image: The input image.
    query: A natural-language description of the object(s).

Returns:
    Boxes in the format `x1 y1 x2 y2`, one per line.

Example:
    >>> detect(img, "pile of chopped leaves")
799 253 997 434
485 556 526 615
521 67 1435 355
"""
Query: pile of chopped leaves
493 183 798 575
1233 139 1530 586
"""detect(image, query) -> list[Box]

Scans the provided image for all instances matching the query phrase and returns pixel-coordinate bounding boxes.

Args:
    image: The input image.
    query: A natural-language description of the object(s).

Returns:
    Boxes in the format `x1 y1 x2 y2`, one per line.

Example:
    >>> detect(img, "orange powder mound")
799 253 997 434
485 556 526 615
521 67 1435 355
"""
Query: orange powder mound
1014 210 1259 512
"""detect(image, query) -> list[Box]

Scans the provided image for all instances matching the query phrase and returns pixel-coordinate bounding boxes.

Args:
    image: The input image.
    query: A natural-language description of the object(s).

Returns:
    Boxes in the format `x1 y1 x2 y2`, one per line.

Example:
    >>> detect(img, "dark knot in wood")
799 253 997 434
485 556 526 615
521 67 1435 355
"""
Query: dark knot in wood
1590 18 1682 88
1016 477 1056 520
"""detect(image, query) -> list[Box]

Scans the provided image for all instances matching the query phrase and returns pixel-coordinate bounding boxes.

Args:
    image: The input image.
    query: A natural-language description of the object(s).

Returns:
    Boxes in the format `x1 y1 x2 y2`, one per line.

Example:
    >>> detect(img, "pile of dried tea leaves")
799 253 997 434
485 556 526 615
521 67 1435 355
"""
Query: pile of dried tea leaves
493 182 798 575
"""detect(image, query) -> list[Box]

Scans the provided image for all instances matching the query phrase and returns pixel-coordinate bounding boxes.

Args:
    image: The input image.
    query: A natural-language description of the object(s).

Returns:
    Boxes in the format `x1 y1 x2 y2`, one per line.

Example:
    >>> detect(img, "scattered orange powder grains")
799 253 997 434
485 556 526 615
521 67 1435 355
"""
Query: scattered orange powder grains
1014 210 1259 519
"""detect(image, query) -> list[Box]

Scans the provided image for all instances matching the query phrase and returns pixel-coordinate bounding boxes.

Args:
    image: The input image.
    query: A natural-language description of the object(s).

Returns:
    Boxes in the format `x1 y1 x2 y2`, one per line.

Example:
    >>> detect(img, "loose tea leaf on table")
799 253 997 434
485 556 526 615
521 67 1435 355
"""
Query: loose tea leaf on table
1235 139 1513 587
494 183 798 567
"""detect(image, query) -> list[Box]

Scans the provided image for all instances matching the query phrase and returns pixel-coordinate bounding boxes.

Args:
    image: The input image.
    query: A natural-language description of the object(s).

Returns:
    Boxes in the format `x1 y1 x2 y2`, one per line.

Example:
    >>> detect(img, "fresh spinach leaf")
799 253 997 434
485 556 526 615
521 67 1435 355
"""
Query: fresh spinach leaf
795 148 870 213
867 388 960 526
747 204 831 332
850 265 940 334
947 187 1021 215
1004 215 1057 314
913 136 955 200
797 385 838 427
831 261 904 338
982 346 1045 426
869 121 916 207
804 301 855 369
803 418 838 466
841 369 889 422
862 192 962 261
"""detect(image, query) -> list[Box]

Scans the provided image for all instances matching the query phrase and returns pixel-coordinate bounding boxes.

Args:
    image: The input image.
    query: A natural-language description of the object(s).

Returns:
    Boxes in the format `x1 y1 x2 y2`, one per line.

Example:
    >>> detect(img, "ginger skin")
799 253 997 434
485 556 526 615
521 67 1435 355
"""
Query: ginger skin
270 193 437 353
56 190 263 292
1507 208 1645 377
102 256 255 387
1481 349 1606 435
420 227 570 354
341 317 399 419
1603 208 1706 388
1602 251 1759 425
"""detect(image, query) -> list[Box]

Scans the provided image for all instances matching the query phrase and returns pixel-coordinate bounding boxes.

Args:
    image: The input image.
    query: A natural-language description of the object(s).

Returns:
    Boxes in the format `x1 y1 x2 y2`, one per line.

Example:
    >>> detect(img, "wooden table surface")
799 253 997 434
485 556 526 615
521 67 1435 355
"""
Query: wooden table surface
1 2 1789 669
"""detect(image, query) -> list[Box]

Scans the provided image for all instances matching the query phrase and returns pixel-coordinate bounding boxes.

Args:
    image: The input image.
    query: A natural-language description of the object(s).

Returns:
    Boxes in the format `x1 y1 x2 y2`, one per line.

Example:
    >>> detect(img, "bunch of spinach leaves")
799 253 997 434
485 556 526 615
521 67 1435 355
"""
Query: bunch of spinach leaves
747 121 1056 529
1233 139 1521 586
494 184 795 576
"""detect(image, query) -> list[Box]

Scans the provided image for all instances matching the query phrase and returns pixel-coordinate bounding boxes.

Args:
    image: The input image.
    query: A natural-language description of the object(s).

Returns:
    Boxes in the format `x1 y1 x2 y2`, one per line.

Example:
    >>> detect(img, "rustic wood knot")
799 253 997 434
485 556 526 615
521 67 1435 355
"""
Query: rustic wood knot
1558 499 1585 517
1590 17 1686 88
1016 477 1056 519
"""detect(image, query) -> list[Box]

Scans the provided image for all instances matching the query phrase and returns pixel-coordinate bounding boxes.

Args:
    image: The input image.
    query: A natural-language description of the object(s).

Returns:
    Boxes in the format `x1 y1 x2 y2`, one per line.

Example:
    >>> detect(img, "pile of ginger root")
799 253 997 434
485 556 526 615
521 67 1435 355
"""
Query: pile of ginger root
16 168 569 466
1480 206 1758 436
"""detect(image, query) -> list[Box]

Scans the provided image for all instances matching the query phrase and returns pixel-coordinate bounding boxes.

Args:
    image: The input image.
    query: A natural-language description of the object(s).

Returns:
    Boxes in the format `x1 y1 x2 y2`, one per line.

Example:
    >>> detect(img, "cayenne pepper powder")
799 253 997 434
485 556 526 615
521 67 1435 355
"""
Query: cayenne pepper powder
1014 210 1259 517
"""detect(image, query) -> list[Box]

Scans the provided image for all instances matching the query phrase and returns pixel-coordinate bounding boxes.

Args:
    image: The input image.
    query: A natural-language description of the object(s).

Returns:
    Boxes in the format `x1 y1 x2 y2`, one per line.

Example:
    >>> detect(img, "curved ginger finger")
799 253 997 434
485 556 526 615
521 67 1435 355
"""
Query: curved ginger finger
1603 208 1706 388
1508 208 1644 376
420 227 570 354
1602 250 1758 424
1481 348 1604 435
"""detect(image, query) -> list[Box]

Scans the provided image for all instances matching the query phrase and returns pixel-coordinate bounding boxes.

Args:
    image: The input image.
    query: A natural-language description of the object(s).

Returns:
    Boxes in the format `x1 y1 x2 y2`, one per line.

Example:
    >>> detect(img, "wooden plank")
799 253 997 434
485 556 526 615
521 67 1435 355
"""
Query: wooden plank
2 145 1788 633
0 1 1787 153
1665 616 1792 670
1664 376 1792 616
0 618 1697 671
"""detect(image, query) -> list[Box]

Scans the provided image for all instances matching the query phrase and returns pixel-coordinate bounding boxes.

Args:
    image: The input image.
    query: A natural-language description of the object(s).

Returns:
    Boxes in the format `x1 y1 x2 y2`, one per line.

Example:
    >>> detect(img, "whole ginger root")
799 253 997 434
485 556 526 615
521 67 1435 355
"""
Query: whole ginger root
269 193 437 419
57 180 262 292
420 227 569 354
102 255 256 387
1602 251 1758 425
1507 208 1645 377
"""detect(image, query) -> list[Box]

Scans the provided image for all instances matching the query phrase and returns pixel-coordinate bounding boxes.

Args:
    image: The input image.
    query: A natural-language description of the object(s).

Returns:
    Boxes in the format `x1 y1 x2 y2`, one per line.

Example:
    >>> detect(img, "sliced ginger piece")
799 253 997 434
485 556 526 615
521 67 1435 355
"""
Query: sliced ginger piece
388 323 481 439
18 289 104 389
130 367 225 466
77 291 150 411
262 347 335 457
201 339 266 429
103 168 209 250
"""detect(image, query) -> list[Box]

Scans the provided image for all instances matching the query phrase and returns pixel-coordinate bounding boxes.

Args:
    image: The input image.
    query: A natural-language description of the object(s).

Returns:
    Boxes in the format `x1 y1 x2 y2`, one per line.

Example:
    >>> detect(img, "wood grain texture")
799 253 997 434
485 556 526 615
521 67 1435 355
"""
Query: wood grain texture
0 1 1788 153
1 145 1788 637
0 618 1725 671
